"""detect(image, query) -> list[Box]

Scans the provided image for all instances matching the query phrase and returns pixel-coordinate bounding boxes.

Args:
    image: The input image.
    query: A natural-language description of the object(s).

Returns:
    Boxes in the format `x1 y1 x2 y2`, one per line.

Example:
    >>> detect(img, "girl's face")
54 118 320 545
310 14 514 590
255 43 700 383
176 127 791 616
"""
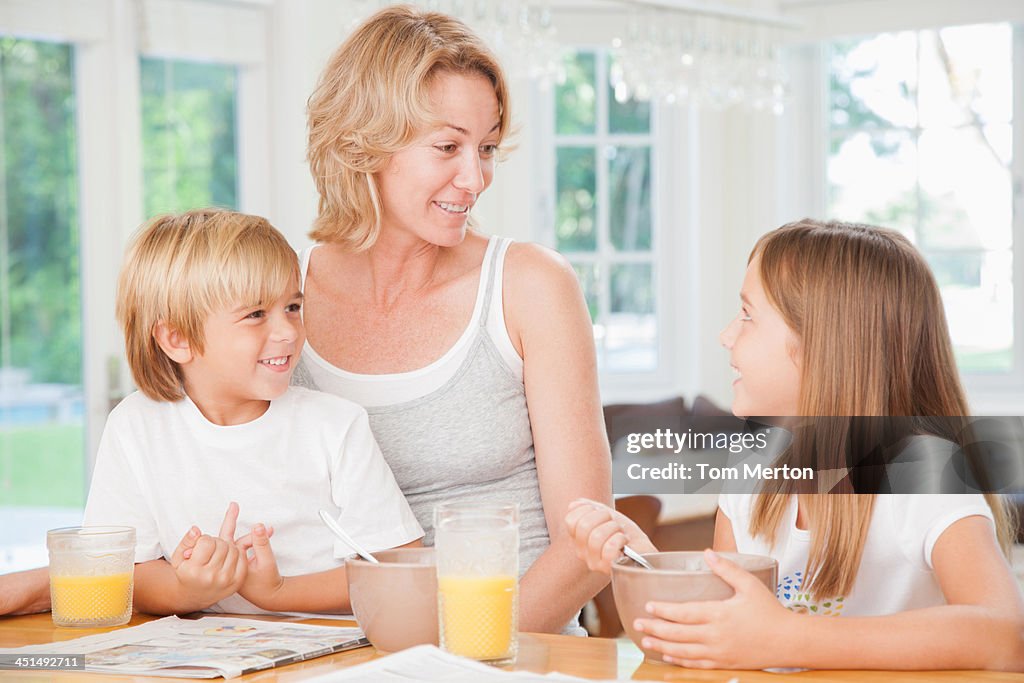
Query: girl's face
718 257 802 417
376 71 501 248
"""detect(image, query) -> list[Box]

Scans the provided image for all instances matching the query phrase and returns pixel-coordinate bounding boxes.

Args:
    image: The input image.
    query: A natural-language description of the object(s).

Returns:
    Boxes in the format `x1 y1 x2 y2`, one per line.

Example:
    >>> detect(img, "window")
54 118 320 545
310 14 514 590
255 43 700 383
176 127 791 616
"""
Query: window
551 48 658 373
0 0 269 572
0 37 84 570
141 58 239 214
826 24 1021 381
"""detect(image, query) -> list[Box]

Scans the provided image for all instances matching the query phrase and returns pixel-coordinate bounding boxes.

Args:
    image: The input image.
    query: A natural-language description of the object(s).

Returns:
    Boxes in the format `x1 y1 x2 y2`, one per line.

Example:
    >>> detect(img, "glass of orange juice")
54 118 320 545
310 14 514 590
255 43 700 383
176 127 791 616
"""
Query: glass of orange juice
47 526 135 628
434 502 518 664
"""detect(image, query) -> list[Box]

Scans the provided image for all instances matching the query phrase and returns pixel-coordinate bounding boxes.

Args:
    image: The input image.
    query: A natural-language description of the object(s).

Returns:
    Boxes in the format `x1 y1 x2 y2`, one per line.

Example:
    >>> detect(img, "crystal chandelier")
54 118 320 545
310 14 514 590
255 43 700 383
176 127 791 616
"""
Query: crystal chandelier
348 0 566 88
610 8 791 113
346 1 793 112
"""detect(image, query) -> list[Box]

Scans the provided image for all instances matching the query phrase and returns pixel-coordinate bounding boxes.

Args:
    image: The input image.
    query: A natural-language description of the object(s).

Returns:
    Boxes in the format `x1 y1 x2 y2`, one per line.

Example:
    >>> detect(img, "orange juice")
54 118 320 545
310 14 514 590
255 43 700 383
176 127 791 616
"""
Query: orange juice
438 575 516 660
50 573 133 626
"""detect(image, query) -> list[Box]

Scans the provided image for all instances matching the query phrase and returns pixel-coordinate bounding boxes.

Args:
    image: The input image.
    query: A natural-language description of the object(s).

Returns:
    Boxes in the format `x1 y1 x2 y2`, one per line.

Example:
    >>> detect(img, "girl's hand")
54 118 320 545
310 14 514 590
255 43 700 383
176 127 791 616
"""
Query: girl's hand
564 498 657 574
169 503 248 607
236 524 286 610
635 549 796 670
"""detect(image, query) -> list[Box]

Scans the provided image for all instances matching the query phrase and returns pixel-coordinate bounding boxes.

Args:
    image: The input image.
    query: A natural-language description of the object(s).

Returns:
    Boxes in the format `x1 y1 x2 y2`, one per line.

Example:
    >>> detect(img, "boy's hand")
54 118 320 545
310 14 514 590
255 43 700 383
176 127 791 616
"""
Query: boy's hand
168 502 248 607
564 498 658 575
236 524 286 610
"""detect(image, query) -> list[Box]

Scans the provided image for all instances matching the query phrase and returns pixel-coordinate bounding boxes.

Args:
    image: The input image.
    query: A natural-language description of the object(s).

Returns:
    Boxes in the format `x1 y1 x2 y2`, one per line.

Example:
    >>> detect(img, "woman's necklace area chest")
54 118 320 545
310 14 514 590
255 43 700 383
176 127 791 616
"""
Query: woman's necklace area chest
304 286 479 373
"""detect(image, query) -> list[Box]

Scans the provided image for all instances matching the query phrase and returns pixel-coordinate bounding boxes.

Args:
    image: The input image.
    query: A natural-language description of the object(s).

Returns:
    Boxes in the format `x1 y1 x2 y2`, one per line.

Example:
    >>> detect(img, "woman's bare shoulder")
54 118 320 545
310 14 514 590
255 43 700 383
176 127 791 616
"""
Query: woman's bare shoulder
502 241 585 325
504 241 576 288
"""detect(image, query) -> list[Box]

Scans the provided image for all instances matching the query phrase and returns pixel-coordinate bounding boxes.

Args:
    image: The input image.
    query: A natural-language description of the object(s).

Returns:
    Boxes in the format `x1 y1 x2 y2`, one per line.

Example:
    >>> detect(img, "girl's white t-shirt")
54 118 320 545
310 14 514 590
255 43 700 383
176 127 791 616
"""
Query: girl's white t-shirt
719 494 995 617
84 386 423 615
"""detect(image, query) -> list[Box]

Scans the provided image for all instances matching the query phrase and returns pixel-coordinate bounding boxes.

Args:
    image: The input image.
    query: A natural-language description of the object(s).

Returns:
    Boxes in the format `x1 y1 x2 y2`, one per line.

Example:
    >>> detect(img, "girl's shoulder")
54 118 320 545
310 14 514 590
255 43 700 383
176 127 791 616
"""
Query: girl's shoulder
874 494 995 568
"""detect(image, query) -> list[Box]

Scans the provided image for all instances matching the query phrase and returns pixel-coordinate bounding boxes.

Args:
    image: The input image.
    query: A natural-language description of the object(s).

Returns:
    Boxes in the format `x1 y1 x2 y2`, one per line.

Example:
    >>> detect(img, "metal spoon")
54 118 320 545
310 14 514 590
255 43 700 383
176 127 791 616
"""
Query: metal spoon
318 509 380 564
622 544 654 570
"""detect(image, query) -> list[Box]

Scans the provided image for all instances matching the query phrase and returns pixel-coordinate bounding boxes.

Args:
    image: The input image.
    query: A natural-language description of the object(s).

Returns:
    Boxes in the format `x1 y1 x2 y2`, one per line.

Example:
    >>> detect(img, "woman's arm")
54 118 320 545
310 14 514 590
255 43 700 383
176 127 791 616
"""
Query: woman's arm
504 243 613 633
0 567 51 615
638 516 1024 671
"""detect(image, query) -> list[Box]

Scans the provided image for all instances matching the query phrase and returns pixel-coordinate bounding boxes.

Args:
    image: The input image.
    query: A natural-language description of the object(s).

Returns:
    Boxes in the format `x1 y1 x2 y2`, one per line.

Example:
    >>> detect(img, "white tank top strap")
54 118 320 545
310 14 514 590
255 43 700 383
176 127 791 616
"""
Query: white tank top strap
482 237 524 378
298 243 316 290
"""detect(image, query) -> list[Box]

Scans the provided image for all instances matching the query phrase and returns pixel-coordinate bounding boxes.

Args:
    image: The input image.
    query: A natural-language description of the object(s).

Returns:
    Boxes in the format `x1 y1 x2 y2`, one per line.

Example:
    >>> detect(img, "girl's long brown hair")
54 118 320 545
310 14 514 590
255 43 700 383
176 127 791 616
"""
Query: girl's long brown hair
748 219 1015 598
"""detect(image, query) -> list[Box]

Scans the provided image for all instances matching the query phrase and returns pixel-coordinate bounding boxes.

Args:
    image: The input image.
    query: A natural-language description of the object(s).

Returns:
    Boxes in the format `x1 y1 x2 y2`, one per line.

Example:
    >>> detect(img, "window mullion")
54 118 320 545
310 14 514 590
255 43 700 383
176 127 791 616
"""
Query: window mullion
1013 24 1024 383
596 50 611 326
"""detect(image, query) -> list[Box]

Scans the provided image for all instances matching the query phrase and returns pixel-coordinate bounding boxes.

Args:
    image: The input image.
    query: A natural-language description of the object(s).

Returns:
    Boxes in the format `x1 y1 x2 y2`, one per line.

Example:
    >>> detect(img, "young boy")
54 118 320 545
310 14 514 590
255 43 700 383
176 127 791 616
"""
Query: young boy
0 209 423 616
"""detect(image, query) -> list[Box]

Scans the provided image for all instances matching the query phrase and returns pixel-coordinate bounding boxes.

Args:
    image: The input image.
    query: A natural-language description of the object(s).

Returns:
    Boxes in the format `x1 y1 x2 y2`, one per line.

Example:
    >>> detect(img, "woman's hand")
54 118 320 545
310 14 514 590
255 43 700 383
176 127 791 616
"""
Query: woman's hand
564 498 657 574
634 549 796 669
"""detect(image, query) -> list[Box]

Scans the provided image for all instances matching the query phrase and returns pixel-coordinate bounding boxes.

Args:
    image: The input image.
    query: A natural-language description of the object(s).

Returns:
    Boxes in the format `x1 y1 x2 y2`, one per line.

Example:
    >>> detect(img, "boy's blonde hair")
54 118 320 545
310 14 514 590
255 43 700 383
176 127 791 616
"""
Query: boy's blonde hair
117 208 299 402
306 4 511 251
746 219 1015 598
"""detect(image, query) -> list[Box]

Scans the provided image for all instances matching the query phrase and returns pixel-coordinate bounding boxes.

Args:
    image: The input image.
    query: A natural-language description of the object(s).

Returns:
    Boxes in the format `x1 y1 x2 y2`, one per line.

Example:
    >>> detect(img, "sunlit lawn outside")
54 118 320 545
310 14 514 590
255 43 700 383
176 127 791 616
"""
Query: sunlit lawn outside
956 348 1012 373
0 424 85 507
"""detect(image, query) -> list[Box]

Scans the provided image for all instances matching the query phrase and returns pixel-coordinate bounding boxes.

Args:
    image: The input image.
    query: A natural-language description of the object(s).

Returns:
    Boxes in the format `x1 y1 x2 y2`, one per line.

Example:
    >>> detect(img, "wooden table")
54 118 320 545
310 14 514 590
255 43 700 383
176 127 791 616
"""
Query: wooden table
0 612 1020 682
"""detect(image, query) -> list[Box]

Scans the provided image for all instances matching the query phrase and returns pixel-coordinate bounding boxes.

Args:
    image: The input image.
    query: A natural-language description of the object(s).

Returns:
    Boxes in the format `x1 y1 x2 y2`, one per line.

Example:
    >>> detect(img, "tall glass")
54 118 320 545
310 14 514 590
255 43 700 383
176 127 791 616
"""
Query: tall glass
47 526 135 627
434 502 519 664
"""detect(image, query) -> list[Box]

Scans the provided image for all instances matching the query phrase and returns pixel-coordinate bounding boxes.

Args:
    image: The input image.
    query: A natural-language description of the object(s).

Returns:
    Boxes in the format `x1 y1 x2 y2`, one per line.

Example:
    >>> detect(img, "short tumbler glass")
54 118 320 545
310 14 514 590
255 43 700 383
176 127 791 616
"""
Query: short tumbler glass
434 502 519 664
47 526 135 628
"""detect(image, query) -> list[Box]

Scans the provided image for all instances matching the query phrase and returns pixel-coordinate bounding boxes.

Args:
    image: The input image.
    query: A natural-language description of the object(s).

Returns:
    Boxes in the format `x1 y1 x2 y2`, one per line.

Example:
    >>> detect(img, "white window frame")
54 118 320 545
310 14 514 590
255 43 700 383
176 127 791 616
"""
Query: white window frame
533 45 689 403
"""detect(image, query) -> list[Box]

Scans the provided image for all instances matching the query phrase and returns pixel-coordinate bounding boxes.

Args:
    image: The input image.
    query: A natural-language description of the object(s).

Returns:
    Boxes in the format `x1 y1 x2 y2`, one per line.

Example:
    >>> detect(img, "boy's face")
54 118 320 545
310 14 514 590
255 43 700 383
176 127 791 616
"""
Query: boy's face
181 278 305 425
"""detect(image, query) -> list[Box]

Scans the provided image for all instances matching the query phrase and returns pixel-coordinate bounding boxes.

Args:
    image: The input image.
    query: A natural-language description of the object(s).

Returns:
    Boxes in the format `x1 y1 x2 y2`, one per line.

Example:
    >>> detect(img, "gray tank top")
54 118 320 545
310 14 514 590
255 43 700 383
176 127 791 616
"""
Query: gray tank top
292 238 583 635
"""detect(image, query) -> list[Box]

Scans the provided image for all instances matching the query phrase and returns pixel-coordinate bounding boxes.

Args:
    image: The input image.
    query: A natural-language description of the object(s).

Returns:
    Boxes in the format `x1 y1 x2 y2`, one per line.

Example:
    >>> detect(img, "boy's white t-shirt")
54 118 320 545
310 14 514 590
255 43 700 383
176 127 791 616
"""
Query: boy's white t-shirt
719 494 994 617
84 386 423 615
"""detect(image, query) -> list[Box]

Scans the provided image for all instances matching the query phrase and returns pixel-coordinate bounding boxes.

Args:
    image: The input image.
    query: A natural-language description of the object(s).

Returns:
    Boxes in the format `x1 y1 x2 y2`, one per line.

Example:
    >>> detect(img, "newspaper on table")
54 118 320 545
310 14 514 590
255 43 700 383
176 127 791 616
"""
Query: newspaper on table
303 644 624 683
0 615 369 679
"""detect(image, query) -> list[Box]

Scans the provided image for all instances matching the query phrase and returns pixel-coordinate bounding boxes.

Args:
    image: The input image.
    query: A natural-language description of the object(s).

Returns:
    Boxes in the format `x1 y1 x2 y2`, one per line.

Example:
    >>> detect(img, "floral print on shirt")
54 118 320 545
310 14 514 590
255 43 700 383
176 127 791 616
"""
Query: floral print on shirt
777 571 845 616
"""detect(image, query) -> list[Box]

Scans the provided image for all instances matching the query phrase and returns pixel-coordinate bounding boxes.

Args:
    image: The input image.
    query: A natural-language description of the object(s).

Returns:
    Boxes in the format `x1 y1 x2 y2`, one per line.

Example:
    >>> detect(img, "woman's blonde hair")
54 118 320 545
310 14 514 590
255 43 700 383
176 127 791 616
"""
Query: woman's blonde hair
306 4 511 250
746 219 1016 598
117 208 299 402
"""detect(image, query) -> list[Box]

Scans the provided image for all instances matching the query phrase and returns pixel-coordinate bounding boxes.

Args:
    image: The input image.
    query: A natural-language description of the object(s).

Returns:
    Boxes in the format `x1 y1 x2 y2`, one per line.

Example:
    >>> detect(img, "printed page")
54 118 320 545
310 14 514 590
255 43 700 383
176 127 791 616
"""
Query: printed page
0 616 368 679
305 645 621 683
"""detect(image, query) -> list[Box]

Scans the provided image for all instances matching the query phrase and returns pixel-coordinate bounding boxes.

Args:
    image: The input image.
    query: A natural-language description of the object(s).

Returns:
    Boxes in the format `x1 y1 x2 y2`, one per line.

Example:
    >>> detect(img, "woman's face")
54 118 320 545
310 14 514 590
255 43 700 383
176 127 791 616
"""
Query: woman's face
718 257 802 417
376 71 501 247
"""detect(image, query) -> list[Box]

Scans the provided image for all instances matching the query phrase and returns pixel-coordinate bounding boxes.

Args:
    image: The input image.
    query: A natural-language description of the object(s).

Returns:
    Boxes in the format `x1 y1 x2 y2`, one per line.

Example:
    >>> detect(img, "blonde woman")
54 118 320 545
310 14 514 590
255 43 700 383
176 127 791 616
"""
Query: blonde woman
292 5 611 635
566 220 1023 669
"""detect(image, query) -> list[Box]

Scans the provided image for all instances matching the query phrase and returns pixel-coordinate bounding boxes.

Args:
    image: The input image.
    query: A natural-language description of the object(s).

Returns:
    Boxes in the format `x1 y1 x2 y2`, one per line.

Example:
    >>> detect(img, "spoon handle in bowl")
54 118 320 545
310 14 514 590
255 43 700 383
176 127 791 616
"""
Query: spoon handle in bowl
318 509 380 564
622 545 654 570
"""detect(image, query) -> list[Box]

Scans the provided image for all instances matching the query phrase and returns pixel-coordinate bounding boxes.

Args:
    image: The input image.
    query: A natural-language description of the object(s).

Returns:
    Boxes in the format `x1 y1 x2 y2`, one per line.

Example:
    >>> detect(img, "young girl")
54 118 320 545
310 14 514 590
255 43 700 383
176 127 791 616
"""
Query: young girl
566 219 1023 671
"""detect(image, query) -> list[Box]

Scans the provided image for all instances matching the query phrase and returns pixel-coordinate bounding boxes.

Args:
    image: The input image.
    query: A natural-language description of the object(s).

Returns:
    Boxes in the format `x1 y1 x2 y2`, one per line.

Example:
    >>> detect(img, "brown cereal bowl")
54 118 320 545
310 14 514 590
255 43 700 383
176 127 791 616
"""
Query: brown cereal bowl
611 551 777 663
345 547 438 652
